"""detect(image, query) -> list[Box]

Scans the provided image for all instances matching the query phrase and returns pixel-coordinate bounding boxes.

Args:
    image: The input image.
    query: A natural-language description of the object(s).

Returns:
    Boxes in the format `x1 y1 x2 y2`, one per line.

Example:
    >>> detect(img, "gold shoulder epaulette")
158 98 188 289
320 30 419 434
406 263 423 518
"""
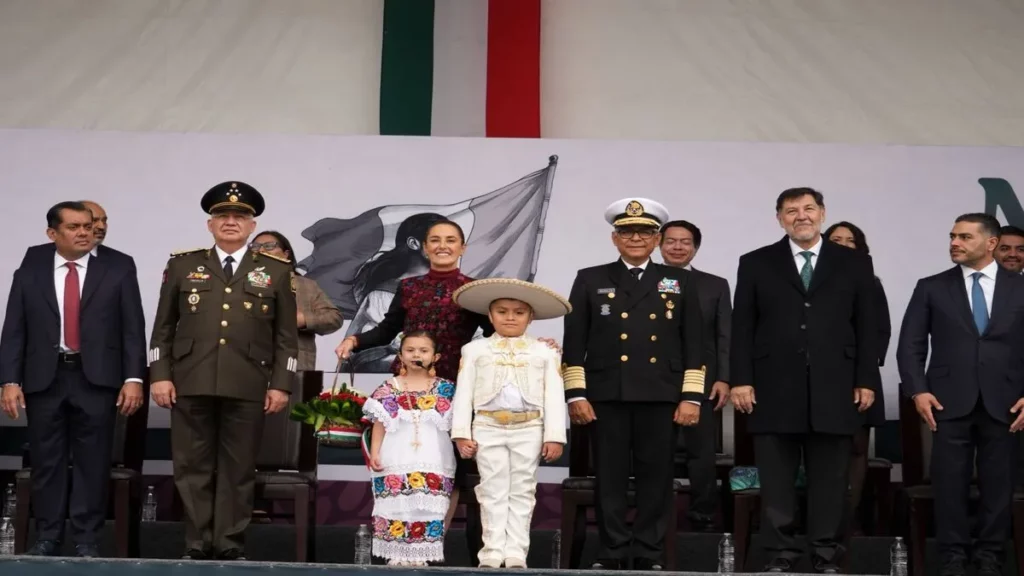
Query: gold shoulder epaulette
257 252 292 264
170 248 205 258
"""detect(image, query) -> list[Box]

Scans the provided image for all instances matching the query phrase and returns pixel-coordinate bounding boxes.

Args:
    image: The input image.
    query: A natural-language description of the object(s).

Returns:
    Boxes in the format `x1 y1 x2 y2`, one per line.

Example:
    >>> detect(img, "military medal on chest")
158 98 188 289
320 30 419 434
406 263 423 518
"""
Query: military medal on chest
247 267 271 289
187 290 200 312
665 298 674 319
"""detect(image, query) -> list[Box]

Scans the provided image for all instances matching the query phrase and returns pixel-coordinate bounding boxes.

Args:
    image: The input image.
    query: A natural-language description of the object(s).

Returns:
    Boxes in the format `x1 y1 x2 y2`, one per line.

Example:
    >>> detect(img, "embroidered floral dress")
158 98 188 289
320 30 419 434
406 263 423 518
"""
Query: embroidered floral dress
362 377 457 563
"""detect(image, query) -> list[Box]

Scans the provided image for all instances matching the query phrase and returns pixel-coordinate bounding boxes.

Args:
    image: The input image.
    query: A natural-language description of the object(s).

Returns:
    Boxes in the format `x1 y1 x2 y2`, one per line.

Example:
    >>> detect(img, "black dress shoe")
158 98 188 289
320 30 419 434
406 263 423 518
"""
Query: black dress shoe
939 557 967 576
633 558 663 571
26 540 61 556
181 548 208 560
75 544 99 558
815 564 840 574
765 557 794 573
591 559 621 570
218 549 247 561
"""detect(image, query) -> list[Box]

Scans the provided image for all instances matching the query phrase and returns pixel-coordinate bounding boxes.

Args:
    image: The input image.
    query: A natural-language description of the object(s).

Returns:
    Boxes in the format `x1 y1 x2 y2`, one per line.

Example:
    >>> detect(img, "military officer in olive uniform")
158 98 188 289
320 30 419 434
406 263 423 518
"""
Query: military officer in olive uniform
149 182 298 561
562 198 705 571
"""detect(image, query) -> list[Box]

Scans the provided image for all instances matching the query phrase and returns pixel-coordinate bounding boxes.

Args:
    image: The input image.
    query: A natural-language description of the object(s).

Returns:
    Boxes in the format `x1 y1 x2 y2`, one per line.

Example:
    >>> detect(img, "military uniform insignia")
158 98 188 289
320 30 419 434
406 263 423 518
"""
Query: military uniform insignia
187 294 200 305
258 252 292 265
261 304 269 313
597 287 615 294
665 300 675 310
657 278 681 294
291 276 297 293
170 248 205 258
162 267 168 284
600 304 611 316
625 200 644 216
247 267 271 288
187 270 210 281
244 302 253 310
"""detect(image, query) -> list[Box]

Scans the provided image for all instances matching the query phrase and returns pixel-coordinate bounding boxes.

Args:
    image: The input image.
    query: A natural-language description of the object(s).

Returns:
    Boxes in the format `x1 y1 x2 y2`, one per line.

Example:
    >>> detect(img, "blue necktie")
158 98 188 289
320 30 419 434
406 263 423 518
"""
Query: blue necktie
971 272 989 334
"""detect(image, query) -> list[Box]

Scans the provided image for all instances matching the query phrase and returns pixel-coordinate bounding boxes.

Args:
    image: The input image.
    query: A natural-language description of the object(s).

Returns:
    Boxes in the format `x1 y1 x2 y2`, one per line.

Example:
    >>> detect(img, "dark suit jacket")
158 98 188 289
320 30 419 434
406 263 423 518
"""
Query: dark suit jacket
0 243 147 393
897 265 1024 424
866 276 892 426
690 267 732 387
731 236 881 435
563 260 704 404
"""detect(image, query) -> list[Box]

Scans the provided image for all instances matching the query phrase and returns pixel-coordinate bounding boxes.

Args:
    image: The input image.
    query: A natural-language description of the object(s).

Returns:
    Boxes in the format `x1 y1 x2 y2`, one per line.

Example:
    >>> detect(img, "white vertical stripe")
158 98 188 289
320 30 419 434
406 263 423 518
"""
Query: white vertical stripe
430 0 489 137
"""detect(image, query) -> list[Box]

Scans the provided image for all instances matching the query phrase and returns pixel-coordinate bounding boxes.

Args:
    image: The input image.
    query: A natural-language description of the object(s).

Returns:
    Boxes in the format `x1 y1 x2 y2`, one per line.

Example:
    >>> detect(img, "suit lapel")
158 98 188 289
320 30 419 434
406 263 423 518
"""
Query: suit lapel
806 240 838 296
622 263 660 311
772 237 807 294
984 268 1014 335
37 246 60 317
80 250 106 310
228 250 257 288
945 266 978 335
605 262 627 296
206 247 228 284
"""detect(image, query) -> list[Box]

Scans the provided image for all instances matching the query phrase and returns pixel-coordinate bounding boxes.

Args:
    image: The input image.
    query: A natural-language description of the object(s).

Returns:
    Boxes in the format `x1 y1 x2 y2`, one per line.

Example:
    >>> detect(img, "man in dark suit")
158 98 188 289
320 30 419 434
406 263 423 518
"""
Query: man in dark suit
658 219 731 531
897 213 1024 576
149 182 298 560
0 201 146 557
731 188 880 573
563 198 705 570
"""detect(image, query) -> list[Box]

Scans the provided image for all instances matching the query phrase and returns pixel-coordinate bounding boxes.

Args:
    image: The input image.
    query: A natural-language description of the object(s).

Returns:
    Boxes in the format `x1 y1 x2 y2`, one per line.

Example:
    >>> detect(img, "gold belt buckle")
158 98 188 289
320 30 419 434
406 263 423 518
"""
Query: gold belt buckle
483 410 539 425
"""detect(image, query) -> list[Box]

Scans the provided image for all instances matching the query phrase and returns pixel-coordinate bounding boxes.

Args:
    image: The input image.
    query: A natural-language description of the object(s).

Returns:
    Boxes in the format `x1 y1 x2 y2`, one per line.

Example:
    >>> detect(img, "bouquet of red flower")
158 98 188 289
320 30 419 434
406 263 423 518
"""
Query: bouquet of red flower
289 382 369 448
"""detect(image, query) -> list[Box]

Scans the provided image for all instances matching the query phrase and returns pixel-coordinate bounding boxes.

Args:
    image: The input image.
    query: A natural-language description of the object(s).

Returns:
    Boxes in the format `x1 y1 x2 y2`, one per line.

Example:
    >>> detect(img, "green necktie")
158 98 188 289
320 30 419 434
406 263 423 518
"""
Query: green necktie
799 251 814 289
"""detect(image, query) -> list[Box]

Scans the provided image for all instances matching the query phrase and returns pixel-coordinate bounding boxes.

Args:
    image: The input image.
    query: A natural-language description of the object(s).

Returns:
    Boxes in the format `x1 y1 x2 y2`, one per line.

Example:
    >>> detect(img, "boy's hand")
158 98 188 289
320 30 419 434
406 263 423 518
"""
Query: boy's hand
369 452 384 472
541 442 563 463
455 438 478 459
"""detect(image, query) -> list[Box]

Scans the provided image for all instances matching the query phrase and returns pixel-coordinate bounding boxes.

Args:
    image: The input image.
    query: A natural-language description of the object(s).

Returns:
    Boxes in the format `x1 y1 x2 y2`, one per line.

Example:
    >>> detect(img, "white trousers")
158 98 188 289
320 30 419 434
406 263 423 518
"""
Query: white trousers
473 417 544 566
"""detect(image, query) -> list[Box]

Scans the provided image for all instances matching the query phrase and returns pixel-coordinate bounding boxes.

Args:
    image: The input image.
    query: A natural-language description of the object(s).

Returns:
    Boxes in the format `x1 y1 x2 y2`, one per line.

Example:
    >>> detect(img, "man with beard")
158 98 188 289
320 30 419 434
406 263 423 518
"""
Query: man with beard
149 181 298 561
731 187 879 573
995 225 1024 274
898 213 1024 576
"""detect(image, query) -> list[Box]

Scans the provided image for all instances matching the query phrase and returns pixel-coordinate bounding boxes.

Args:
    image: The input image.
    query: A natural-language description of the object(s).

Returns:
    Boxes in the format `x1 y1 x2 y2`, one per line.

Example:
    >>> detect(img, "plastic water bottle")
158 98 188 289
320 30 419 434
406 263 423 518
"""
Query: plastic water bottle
551 529 562 568
717 532 735 573
354 523 372 565
0 484 15 556
141 486 157 522
890 537 908 576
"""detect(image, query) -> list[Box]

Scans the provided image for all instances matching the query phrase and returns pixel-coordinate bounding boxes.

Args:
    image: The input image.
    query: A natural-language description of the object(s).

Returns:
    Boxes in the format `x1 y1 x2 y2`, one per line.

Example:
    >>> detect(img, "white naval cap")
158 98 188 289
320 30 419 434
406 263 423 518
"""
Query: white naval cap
603 198 669 228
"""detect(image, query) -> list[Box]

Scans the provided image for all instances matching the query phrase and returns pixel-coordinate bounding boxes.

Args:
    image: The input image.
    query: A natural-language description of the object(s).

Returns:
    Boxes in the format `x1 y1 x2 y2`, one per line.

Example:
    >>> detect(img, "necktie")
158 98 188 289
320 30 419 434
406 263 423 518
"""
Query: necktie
629 267 642 282
799 251 814 289
224 255 235 278
971 272 989 333
64 262 81 351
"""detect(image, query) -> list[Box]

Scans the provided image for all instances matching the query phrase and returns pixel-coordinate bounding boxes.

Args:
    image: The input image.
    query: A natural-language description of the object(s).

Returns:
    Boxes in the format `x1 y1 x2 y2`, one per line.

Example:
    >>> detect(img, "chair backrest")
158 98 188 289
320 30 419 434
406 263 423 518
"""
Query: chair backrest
255 370 321 473
567 424 594 477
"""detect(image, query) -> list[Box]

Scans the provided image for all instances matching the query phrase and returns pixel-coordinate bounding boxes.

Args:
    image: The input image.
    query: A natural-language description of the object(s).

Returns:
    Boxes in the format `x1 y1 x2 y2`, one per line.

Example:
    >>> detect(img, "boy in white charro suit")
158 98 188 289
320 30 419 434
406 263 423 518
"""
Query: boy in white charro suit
450 278 571 568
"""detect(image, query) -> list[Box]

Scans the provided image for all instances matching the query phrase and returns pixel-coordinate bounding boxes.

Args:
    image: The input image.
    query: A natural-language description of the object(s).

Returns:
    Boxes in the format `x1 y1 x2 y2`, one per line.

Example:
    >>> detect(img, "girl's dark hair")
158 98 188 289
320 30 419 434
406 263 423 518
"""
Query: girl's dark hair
824 221 870 255
399 330 438 351
253 230 297 270
426 219 466 244
353 213 449 301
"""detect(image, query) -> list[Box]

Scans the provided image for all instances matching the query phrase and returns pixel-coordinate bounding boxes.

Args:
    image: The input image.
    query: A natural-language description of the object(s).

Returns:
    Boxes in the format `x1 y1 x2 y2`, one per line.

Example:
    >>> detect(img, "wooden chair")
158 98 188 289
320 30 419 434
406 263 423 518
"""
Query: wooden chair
558 424 685 570
15 373 150 557
252 369 321 562
899 393 1024 576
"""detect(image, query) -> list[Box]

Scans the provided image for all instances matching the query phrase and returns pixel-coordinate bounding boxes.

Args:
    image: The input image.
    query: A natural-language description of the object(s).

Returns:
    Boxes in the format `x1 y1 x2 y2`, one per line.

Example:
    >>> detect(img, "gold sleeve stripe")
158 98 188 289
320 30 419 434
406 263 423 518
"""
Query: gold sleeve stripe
563 366 586 390
682 366 706 394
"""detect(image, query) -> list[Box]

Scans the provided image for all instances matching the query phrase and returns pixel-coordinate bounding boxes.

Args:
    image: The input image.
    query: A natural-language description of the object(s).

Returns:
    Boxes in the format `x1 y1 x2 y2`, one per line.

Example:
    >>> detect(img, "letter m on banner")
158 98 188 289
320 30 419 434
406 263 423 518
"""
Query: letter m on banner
981 177 1024 227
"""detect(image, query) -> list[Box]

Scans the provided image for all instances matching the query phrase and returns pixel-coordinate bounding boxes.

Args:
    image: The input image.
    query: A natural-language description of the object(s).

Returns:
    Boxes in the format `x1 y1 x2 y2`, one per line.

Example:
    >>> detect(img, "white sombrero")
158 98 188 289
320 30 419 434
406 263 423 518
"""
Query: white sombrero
453 278 572 320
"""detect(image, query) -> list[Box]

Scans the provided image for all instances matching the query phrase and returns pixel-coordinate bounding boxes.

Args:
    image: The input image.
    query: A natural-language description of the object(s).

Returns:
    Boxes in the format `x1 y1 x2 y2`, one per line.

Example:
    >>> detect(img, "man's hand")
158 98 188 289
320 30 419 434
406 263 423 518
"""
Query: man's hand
730 385 756 414
335 336 357 359
151 380 177 409
297 309 307 329
568 399 597 425
1 385 25 420
674 401 700 426
913 392 943 432
455 438 478 459
265 389 290 414
537 337 562 355
854 388 875 412
541 442 563 463
1010 398 1024 433
709 381 730 411
117 382 144 416
369 451 384 472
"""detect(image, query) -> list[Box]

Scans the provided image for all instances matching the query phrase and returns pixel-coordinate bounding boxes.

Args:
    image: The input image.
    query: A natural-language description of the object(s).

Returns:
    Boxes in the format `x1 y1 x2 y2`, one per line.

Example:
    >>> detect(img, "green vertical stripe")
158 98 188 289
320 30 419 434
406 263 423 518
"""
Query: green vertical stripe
379 0 435 136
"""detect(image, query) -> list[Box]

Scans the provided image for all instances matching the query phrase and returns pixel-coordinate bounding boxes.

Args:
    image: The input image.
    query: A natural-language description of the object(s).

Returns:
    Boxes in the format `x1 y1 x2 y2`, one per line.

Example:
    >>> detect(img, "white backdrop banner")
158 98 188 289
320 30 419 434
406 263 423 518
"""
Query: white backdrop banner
1 129 1023 477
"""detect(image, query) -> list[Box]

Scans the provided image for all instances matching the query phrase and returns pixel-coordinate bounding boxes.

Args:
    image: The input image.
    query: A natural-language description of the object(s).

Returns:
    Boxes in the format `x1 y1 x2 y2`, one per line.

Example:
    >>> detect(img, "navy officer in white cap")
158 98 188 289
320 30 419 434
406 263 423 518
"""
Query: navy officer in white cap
562 198 705 570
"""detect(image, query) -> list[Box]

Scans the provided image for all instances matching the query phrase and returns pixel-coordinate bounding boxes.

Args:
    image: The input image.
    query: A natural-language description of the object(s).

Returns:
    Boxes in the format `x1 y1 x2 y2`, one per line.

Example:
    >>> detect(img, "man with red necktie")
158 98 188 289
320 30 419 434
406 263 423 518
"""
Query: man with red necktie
0 201 147 558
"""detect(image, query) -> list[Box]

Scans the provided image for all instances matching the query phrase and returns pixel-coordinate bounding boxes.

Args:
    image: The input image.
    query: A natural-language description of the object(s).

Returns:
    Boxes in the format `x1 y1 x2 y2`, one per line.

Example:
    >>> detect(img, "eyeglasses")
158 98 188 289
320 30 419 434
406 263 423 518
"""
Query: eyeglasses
615 229 657 240
249 241 280 251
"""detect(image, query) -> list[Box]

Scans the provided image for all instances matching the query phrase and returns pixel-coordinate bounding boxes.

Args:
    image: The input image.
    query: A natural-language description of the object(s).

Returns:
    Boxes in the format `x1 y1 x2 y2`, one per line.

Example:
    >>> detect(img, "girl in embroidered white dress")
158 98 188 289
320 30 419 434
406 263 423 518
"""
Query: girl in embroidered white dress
363 330 457 566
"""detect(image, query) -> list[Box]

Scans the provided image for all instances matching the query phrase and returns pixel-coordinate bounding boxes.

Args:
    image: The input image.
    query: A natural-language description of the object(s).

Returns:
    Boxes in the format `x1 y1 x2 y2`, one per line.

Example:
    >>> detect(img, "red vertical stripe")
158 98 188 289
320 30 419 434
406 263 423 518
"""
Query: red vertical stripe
486 0 541 138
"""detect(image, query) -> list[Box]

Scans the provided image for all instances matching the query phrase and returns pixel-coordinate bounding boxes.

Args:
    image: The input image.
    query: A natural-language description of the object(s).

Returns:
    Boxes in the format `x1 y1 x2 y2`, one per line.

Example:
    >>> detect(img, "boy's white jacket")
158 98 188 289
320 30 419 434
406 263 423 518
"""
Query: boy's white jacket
450 335 567 444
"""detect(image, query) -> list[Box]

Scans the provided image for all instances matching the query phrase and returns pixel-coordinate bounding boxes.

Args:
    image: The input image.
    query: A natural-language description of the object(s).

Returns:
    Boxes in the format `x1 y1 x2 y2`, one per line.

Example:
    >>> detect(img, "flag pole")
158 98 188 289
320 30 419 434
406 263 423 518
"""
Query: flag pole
527 155 558 282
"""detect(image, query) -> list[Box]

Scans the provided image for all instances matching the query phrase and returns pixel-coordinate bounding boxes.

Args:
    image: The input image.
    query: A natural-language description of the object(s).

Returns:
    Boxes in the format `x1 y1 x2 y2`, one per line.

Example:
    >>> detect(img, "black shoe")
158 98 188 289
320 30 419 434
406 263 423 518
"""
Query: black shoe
765 557 794 573
181 548 208 560
687 512 715 532
26 540 61 556
591 559 621 570
218 548 247 561
75 544 99 558
938 557 967 576
633 558 663 571
815 564 840 574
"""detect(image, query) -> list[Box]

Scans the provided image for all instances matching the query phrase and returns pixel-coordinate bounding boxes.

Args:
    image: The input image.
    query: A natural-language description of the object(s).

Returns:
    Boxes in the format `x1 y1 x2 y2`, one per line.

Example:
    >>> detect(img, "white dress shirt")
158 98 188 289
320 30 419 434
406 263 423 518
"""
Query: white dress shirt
621 258 651 279
54 251 91 352
789 237 822 272
478 382 541 412
214 245 249 277
961 260 998 317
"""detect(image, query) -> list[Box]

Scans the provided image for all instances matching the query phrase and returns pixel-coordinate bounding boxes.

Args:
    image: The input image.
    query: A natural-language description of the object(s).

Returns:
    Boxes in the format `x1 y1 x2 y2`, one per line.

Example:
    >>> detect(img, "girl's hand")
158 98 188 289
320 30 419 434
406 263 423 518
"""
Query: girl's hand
370 453 384 472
